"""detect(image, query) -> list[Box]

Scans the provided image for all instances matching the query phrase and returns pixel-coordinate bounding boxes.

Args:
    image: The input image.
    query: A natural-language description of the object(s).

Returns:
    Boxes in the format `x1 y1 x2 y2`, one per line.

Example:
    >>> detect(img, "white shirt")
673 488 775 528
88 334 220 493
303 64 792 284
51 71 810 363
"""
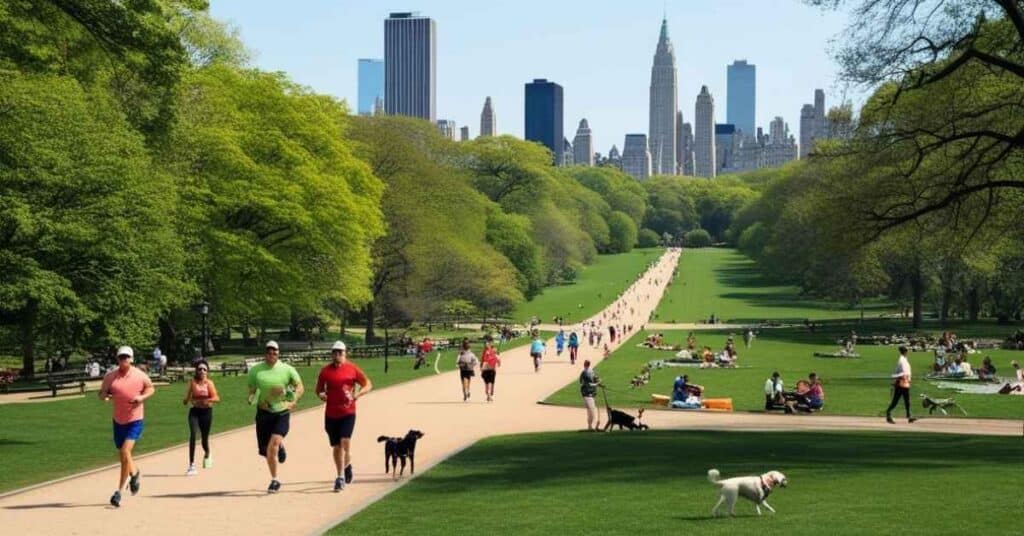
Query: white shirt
764 377 783 396
892 355 911 380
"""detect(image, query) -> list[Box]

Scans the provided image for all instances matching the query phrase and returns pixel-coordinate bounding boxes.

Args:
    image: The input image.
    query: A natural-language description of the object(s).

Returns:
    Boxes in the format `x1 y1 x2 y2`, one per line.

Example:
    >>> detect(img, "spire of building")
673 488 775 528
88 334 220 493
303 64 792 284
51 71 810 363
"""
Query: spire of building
649 18 678 176
694 85 717 178
480 96 496 137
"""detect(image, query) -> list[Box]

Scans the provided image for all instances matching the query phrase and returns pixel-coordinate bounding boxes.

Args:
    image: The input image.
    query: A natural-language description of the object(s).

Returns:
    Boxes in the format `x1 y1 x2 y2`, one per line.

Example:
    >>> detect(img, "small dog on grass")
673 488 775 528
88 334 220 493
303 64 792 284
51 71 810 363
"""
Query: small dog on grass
707 468 787 517
377 430 424 479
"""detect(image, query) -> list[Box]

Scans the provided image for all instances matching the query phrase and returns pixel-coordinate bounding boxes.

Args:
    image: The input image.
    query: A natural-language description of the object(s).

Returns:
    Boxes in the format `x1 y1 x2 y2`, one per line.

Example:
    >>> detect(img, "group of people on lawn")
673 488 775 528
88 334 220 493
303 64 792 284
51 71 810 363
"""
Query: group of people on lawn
763 370 825 414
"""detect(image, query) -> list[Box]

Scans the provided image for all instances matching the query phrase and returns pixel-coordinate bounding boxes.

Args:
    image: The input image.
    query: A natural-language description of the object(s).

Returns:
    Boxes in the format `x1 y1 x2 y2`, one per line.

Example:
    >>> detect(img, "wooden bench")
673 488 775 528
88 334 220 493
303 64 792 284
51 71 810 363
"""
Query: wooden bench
42 371 91 397
219 361 247 376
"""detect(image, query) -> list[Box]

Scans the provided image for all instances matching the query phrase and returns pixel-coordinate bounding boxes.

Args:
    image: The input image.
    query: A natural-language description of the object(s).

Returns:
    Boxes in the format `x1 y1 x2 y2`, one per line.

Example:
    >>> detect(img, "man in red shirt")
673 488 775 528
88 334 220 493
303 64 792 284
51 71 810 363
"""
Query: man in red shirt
316 341 372 492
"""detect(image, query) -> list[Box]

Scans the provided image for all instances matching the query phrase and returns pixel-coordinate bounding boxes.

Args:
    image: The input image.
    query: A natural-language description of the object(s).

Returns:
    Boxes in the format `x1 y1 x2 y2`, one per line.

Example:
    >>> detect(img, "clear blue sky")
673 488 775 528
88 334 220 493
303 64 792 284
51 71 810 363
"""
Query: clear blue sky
210 0 857 153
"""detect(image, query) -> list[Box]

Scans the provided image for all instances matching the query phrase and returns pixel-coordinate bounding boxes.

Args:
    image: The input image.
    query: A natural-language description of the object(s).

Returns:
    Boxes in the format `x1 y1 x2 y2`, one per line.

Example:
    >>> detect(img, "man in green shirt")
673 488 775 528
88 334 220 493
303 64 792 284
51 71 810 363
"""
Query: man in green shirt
247 340 304 493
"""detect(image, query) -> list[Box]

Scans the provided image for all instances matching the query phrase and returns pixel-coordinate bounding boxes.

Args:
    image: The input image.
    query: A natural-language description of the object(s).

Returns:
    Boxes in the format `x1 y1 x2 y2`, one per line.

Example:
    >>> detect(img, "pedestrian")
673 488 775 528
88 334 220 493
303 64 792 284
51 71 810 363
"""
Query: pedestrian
743 329 754 349
456 340 478 401
152 346 162 374
568 331 580 365
885 345 917 424
609 325 616 344
530 333 545 372
247 340 305 493
579 360 601 431
316 341 372 492
480 339 501 402
99 346 155 507
555 329 566 357
183 360 219 476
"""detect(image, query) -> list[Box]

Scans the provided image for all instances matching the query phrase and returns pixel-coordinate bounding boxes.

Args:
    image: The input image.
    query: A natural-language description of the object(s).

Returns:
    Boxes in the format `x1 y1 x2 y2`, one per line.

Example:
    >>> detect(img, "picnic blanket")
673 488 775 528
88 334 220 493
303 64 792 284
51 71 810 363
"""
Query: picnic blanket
814 351 861 358
929 380 1005 395
637 344 681 352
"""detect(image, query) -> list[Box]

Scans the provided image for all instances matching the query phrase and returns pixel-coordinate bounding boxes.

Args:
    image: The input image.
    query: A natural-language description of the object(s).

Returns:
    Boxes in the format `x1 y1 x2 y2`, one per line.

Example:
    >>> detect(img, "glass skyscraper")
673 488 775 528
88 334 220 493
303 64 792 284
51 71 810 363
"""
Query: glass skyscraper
524 79 564 164
726 60 756 137
357 59 384 116
385 12 436 120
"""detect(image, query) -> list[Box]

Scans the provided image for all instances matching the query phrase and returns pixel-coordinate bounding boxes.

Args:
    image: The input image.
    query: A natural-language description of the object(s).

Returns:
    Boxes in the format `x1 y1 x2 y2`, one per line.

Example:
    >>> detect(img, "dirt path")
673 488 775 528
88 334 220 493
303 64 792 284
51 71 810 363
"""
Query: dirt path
2 249 1019 535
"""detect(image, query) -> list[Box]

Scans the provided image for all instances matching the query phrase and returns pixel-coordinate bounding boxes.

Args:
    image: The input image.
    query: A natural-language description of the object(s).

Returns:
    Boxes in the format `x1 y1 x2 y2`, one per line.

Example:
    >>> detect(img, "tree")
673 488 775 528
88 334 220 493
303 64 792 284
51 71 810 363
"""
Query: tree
607 211 638 253
637 228 661 248
0 72 188 375
683 229 713 248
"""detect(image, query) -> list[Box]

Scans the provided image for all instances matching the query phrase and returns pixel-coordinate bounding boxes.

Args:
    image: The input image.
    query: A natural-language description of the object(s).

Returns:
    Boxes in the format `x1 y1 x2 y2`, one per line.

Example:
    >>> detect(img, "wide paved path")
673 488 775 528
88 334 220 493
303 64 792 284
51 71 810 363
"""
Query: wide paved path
2 249 1019 535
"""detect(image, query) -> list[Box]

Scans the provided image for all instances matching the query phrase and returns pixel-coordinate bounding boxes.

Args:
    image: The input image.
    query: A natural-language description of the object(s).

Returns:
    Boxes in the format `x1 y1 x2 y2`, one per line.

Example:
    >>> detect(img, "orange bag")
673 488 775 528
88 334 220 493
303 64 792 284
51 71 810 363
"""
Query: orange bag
701 398 733 411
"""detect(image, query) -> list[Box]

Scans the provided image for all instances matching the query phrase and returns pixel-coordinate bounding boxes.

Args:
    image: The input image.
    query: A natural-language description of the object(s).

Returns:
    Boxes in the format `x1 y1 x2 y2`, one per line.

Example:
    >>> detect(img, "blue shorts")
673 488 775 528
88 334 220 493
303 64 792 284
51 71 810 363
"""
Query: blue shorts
113 420 144 449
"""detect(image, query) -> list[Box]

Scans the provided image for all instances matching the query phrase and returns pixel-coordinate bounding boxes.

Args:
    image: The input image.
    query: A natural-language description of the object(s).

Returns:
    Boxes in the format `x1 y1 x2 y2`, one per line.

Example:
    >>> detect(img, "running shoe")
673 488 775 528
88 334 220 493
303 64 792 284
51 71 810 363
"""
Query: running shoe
277 444 287 464
344 464 353 484
185 464 197 476
203 456 213 469
110 490 121 508
128 471 140 495
886 414 895 424
268 479 281 493
334 477 344 492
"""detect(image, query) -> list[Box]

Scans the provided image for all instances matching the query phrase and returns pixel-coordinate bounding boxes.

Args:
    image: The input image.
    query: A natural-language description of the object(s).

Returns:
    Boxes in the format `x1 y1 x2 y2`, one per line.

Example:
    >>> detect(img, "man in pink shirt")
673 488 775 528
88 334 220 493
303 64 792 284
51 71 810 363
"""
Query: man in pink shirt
98 346 155 507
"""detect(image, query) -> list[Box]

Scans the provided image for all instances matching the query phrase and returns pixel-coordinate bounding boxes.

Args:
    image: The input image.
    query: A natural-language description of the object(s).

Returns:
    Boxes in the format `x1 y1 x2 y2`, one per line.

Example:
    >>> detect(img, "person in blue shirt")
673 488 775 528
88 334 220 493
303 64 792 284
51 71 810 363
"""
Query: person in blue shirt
555 330 566 357
530 334 545 373
568 331 580 365
672 375 704 402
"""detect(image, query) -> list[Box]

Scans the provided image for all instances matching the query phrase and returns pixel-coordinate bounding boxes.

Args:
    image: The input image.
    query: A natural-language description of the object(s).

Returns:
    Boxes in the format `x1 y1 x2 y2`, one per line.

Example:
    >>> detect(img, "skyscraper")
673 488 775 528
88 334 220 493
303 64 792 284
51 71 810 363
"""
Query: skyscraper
384 12 436 120
799 104 815 158
562 138 574 167
436 119 456 140
726 60 756 137
460 126 470 141
676 111 694 175
694 85 717 178
799 89 831 158
357 58 384 116
622 134 652 180
480 96 496 137
715 123 737 173
524 79 564 164
648 18 678 176
573 118 594 167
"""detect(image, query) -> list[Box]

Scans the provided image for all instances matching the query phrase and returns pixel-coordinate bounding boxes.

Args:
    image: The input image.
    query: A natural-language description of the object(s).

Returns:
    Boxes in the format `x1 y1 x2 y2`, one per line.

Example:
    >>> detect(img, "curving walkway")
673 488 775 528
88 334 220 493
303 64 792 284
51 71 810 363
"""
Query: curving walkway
2 249 1020 535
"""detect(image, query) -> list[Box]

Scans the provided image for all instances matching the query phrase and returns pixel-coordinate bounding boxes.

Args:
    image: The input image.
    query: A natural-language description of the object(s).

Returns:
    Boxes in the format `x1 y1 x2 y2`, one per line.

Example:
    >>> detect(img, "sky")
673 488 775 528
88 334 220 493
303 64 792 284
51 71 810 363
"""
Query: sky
209 0 859 153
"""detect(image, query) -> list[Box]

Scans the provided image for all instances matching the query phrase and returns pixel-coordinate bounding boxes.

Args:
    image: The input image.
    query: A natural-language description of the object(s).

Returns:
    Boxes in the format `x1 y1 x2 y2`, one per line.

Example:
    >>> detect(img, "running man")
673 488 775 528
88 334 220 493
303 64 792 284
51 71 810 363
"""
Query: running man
530 333 546 373
480 339 501 402
316 341 372 492
183 360 219 475
555 329 566 357
248 340 304 493
456 340 479 401
99 346 155 507
567 330 580 365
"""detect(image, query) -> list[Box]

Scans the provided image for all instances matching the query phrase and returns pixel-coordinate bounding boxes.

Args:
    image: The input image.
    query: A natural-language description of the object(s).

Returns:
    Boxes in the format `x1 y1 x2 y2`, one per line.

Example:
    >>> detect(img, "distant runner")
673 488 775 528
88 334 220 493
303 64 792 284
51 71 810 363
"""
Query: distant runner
99 346 155 508
316 341 372 492
456 340 479 401
480 339 502 402
248 340 304 493
568 331 580 365
530 333 545 373
183 360 220 475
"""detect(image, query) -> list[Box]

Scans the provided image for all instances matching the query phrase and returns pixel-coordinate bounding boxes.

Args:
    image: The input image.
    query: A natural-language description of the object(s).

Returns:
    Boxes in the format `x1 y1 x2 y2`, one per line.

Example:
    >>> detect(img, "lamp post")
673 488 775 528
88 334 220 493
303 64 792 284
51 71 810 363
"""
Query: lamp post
199 301 210 358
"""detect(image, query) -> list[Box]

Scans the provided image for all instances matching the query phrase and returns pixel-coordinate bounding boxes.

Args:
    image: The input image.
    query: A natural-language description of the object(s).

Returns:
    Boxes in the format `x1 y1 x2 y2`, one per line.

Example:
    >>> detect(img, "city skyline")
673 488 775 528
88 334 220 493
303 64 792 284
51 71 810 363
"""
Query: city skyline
210 1 857 153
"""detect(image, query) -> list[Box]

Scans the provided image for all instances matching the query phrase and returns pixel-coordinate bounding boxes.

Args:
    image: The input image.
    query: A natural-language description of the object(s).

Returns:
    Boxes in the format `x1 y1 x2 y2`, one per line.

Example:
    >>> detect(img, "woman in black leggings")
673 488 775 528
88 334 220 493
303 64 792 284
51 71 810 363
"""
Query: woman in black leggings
183 360 220 475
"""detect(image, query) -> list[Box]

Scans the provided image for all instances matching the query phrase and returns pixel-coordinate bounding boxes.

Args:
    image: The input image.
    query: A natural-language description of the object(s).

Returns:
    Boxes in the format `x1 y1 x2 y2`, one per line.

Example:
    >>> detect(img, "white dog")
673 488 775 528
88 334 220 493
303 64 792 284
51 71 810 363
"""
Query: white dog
707 468 787 517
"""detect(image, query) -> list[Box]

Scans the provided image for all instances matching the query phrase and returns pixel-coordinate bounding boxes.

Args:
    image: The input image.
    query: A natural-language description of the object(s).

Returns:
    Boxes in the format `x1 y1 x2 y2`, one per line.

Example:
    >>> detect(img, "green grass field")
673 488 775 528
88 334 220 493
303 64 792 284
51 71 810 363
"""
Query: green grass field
654 248 895 323
512 248 662 324
333 430 1023 535
545 325 1024 419
0 340 527 494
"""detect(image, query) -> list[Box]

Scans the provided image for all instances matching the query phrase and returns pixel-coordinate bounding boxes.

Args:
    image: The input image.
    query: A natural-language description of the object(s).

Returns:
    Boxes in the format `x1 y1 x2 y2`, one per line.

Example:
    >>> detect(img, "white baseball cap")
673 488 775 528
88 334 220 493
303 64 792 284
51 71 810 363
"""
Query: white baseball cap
116 346 134 359
331 341 347 352
265 340 279 350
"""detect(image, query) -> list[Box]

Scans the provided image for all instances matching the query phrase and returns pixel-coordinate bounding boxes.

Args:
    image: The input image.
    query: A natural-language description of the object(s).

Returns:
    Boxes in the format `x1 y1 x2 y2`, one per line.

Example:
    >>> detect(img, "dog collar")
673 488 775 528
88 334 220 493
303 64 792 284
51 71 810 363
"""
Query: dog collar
761 476 773 496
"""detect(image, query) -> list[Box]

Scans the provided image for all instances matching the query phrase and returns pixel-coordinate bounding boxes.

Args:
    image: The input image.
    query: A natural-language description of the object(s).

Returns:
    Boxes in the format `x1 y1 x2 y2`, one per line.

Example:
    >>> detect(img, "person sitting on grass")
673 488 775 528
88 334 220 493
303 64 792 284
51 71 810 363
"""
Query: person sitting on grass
998 361 1023 395
933 347 948 372
700 346 716 368
978 356 997 381
686 332 697 351
672 374 704 402
764 371 785 410
784 375 824 414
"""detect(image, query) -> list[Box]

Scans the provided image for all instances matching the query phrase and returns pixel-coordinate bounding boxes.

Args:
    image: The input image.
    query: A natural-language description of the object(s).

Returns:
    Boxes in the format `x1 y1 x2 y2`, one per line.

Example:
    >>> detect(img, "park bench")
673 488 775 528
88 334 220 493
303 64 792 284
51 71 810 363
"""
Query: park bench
42 370 91 397
218 361 247 376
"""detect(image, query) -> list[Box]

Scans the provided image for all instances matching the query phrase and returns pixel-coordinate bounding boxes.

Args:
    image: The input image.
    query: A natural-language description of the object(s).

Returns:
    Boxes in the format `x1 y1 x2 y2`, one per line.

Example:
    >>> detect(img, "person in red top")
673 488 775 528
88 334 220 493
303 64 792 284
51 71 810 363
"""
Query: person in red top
98 346 155 508
480 338 502 402
316 341 372 492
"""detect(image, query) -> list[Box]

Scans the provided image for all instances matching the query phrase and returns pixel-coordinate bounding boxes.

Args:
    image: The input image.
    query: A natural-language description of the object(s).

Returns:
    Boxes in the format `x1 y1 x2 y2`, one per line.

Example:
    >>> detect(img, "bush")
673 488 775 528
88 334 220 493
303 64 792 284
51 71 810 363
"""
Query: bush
637 228 661 248
607 210 638 253
683 229 712 248
737 222 768 257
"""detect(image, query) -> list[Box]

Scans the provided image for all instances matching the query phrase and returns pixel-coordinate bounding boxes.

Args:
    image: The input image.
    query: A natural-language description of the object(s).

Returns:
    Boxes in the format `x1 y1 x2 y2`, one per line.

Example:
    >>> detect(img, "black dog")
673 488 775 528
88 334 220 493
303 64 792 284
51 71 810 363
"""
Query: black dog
378 430 425 479
604 407 649 431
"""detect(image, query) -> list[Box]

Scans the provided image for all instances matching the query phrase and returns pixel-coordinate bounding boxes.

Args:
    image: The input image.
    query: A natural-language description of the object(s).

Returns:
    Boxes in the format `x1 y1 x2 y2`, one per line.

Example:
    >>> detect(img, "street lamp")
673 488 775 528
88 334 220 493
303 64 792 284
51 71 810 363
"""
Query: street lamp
199 301 210 358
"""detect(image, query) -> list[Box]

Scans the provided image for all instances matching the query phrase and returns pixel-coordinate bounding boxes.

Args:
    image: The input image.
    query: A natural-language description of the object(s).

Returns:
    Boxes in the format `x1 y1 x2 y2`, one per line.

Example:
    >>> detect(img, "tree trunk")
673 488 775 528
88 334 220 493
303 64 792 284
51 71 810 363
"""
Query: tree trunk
338 309 347 337
158 315 177 362
940 286 951 325
364 302 376 344
911 269 924 329
20 299 39 379
967 287 980 321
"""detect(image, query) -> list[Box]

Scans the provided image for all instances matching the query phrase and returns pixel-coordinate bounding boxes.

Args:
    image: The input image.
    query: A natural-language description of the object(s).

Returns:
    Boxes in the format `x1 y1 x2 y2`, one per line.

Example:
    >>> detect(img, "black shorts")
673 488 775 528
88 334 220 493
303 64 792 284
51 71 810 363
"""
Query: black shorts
255 409 290 456
481 369 496 384
325 414 356 446
531 352 542 360
460 369 475 380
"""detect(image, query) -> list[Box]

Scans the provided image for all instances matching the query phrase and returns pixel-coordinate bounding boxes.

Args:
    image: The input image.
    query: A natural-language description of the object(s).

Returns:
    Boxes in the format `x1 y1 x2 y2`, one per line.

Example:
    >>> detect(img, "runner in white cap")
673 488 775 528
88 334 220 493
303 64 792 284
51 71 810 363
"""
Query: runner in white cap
315 341 372 491
247 340 304 493
98 346 154 507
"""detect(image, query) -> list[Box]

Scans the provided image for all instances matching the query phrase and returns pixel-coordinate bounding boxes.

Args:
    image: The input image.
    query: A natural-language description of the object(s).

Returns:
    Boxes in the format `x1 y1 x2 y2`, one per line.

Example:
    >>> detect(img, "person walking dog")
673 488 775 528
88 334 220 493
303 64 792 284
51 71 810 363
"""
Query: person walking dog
885 346 917 424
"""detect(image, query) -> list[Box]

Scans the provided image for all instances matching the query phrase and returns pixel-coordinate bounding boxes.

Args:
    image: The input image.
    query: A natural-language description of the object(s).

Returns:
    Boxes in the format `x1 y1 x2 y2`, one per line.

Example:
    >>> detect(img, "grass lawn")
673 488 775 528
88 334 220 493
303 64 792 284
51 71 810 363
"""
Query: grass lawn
655 248 895 323
0 336 545 494
512 248 662 325
545 324 1024 420
333 430 1023 535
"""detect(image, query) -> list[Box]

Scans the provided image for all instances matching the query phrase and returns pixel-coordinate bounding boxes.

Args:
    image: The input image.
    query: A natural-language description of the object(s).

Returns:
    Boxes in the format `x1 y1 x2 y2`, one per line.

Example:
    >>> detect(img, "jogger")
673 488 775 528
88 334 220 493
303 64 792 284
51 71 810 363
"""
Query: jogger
99 346 155 507
316 341 372 492
248 340 304 493
456 340 479 401
568 331 580 365
530 334 545 373
481 339 501 402
183 360 219 475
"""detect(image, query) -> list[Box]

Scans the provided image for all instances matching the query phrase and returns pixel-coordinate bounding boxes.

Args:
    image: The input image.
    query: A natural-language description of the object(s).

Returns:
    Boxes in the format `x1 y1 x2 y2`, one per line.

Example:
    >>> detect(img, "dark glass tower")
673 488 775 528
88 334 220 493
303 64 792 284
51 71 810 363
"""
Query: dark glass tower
524 79 564 164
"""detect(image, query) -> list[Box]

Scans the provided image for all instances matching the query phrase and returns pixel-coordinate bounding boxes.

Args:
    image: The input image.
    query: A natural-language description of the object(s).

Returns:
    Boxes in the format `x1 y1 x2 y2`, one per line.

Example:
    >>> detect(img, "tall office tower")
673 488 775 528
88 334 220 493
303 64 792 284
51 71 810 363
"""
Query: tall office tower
480 96 496 137
694 85 717 178
675 111 695 175
436 119 456 140
572 118 594 167
460 126 470 141
357 58 384 116
769 116 785 142
384 12 436 120
799 104 815 158
814 89 826 137
726 60 756 137
524 79 564 164
562 138 574 166
715 123 737 174
648 18 678 175
622 134 652 180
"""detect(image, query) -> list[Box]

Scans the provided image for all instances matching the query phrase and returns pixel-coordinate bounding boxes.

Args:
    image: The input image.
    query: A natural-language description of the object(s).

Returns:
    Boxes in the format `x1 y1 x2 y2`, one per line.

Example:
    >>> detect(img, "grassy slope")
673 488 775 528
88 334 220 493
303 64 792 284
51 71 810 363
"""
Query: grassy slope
545 326 1024 419
334 430 1022 535
512 248 662 324
654 248 894 323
